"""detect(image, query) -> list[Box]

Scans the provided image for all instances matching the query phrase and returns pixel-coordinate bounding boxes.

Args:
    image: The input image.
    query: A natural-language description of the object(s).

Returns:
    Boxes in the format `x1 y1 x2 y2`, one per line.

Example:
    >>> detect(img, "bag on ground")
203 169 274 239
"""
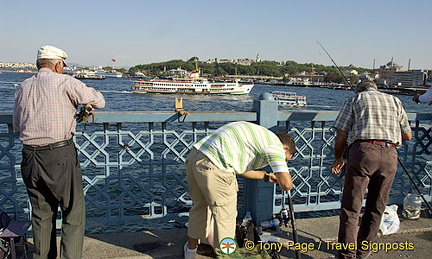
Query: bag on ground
379 205 400 235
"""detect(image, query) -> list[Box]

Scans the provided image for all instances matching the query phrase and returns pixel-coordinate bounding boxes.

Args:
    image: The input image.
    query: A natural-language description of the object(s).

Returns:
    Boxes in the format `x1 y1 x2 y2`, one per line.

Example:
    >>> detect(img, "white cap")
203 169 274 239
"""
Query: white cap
37 45 68 66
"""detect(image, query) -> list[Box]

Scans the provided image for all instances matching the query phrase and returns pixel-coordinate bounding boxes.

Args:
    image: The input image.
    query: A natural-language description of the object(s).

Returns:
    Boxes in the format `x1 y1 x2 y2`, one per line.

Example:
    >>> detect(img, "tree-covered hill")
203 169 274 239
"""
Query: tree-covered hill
128 57 376 84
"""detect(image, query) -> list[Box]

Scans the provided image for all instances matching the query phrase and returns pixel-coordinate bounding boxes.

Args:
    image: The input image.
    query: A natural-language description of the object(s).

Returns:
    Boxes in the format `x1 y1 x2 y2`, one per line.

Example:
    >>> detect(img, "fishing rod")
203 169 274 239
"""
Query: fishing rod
318 41 431 217
287 190 301 259
316 41 353 89
397 157 432 217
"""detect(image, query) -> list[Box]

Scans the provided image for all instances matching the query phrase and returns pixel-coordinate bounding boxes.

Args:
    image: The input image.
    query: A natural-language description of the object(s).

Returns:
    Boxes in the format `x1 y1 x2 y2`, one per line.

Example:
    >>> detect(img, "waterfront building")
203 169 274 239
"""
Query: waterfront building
0 61 37 71
379 58 404 86
377 59 429 88
393 69 429 88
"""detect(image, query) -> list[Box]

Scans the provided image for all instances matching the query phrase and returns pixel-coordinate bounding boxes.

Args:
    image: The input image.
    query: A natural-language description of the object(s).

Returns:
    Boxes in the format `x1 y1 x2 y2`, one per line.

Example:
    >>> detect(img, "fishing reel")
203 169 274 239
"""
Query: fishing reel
76 104 93 123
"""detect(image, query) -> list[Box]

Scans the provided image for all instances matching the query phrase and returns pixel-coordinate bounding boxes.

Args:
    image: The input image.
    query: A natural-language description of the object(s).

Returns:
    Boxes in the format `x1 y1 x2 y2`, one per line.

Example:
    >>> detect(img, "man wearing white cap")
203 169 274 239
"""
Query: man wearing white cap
13 45 105 259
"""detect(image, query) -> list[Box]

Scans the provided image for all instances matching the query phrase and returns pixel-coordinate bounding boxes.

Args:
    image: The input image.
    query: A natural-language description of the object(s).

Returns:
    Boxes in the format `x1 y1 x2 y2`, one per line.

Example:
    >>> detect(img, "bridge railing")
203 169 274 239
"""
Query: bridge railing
0 95 431 231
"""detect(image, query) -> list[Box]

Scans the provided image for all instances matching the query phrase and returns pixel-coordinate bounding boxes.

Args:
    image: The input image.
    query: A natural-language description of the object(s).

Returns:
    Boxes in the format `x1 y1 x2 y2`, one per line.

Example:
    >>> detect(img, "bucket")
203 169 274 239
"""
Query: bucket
402 194 422 220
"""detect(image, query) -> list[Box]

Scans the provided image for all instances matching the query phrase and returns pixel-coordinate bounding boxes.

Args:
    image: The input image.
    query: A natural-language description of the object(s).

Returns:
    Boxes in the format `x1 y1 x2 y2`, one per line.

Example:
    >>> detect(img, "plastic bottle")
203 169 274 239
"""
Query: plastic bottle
241 211 252 226
402 194 422 220
260 218 280 229
280 209 289 227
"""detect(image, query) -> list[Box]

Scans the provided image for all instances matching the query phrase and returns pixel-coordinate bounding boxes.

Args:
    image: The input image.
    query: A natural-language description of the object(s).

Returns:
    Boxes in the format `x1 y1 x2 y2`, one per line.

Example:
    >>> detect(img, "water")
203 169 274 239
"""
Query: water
0 71 426 113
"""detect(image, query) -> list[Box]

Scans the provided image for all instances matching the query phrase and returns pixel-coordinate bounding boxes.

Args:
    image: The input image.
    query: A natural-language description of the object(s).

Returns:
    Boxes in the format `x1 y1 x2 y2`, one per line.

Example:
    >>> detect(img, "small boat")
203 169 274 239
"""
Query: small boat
271 91 307 106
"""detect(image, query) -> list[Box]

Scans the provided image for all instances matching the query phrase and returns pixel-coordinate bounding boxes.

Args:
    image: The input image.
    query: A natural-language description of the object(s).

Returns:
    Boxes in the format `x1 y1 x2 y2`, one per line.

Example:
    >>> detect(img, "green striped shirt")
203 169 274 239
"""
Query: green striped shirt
193 121 289 174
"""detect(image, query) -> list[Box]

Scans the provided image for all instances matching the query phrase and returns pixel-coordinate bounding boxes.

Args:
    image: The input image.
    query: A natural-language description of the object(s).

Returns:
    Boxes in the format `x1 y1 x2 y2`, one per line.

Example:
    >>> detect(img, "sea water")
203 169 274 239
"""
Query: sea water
0 71 425 113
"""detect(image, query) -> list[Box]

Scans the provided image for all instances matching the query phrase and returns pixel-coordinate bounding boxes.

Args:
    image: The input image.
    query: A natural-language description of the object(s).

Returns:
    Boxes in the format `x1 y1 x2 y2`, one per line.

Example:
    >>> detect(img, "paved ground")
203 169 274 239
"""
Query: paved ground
20 213 432 258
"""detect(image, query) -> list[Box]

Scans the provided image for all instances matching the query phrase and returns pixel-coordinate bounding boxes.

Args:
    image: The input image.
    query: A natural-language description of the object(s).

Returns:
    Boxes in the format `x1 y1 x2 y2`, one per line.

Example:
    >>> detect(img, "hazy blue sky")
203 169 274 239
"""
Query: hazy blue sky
1 0 431 69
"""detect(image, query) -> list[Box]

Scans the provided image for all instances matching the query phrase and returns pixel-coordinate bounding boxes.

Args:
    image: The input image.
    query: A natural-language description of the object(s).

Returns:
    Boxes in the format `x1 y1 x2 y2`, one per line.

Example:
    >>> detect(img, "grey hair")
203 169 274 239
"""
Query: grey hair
355 80 378 92
36 58 62 69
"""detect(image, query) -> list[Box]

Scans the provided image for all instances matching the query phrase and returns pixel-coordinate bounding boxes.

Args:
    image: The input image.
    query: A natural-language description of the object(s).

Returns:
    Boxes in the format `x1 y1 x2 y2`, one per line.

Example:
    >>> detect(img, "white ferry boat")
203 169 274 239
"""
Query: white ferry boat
73 70 106 80
285 78 312 86
271 91 307 106
95 70 123 78
131 69 253 95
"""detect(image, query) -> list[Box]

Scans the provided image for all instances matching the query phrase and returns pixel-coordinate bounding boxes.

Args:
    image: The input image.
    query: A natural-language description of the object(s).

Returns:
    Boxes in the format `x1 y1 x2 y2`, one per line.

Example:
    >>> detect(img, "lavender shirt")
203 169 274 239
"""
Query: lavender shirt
13 68 105 146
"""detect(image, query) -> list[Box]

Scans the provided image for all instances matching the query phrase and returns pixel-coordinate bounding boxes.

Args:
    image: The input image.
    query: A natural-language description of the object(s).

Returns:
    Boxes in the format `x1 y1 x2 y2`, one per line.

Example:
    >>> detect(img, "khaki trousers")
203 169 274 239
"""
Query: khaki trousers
186 148 238 248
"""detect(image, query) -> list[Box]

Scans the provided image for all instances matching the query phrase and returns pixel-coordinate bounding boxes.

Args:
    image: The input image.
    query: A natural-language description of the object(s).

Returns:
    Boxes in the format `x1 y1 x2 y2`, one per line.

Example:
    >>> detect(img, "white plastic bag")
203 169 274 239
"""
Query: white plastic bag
379 204 400 235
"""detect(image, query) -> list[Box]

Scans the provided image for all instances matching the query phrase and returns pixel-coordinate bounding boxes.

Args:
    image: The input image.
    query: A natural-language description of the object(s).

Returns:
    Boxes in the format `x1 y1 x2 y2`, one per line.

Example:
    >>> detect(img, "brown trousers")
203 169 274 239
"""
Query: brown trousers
338 141 398 259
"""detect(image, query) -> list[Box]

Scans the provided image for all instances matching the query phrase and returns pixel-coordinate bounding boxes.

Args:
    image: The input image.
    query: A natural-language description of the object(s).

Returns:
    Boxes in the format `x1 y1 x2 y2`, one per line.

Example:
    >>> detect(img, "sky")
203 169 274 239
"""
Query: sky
1 0 431 70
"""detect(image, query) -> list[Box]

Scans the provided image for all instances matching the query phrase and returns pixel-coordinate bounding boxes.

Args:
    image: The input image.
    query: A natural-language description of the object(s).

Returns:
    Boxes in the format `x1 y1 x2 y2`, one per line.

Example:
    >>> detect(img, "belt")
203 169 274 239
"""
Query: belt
23 139 73 151
362 140 396 148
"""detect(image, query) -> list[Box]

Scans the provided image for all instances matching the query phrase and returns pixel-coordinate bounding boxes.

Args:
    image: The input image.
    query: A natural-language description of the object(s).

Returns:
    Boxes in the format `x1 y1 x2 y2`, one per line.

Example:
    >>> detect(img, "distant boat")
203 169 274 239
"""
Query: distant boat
131 68 253 95
284 78 312 87
271 91 307 106
95 70 123 78
73 70 106 80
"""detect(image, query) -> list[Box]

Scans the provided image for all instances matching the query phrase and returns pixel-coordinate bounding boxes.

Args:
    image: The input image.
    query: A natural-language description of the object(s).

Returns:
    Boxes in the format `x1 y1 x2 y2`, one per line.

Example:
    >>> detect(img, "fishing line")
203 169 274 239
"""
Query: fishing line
397 157 432 216
316 41 353 89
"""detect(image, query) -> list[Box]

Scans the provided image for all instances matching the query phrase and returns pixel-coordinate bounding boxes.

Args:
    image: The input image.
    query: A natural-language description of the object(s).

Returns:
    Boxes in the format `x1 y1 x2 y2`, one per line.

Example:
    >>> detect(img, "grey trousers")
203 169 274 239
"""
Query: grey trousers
337 141 398 259
21 142 85 259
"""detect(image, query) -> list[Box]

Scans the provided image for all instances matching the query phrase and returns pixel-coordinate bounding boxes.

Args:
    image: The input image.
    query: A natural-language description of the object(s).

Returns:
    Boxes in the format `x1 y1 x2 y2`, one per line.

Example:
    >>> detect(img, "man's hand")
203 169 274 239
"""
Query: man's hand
412 94 420 104
331 157 345 174
84 104 95 115
77 104 95 122
268 172 279 184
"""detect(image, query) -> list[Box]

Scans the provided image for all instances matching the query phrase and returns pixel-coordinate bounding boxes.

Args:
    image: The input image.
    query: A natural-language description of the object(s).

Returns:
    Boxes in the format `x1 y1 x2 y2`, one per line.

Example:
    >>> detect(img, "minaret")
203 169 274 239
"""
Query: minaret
408 58 411 71
256 53 261 62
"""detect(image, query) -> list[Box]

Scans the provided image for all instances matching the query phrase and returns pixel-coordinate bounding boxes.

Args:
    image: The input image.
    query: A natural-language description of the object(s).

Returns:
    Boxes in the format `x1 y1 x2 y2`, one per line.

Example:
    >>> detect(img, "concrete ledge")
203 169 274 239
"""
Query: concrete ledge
23 215 432 258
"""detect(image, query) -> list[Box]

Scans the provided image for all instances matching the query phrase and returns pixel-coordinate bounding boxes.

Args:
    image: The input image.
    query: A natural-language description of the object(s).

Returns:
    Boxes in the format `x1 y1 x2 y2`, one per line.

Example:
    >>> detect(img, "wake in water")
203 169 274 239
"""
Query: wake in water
100 90 132 94
305 105 338 108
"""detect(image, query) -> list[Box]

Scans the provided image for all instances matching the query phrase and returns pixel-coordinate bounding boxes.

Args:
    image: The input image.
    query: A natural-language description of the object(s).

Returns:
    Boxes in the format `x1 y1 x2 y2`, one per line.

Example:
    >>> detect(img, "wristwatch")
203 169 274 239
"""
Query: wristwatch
263 172 271 182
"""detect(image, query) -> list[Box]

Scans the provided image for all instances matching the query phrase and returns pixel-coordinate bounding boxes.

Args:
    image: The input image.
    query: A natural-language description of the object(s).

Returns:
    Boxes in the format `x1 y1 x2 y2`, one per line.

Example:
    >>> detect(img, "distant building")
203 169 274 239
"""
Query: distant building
256 53 261 62
0 61 37 71
341 69 358 78
168 67 187 77
379 58 405 86
377 58 429 88
393 69 429 88
286 71 325 83
205 57 258 66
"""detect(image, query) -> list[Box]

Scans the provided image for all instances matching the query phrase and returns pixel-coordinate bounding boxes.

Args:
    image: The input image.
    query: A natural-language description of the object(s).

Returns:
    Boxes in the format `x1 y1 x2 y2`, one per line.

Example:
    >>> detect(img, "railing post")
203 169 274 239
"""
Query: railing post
243 92 279 224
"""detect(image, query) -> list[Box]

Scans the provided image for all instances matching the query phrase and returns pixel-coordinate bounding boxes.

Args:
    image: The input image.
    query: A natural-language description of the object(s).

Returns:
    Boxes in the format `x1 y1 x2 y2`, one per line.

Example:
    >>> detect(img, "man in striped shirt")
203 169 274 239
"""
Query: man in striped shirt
13 45 105 259
331 80 412 259
184 121 295 258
